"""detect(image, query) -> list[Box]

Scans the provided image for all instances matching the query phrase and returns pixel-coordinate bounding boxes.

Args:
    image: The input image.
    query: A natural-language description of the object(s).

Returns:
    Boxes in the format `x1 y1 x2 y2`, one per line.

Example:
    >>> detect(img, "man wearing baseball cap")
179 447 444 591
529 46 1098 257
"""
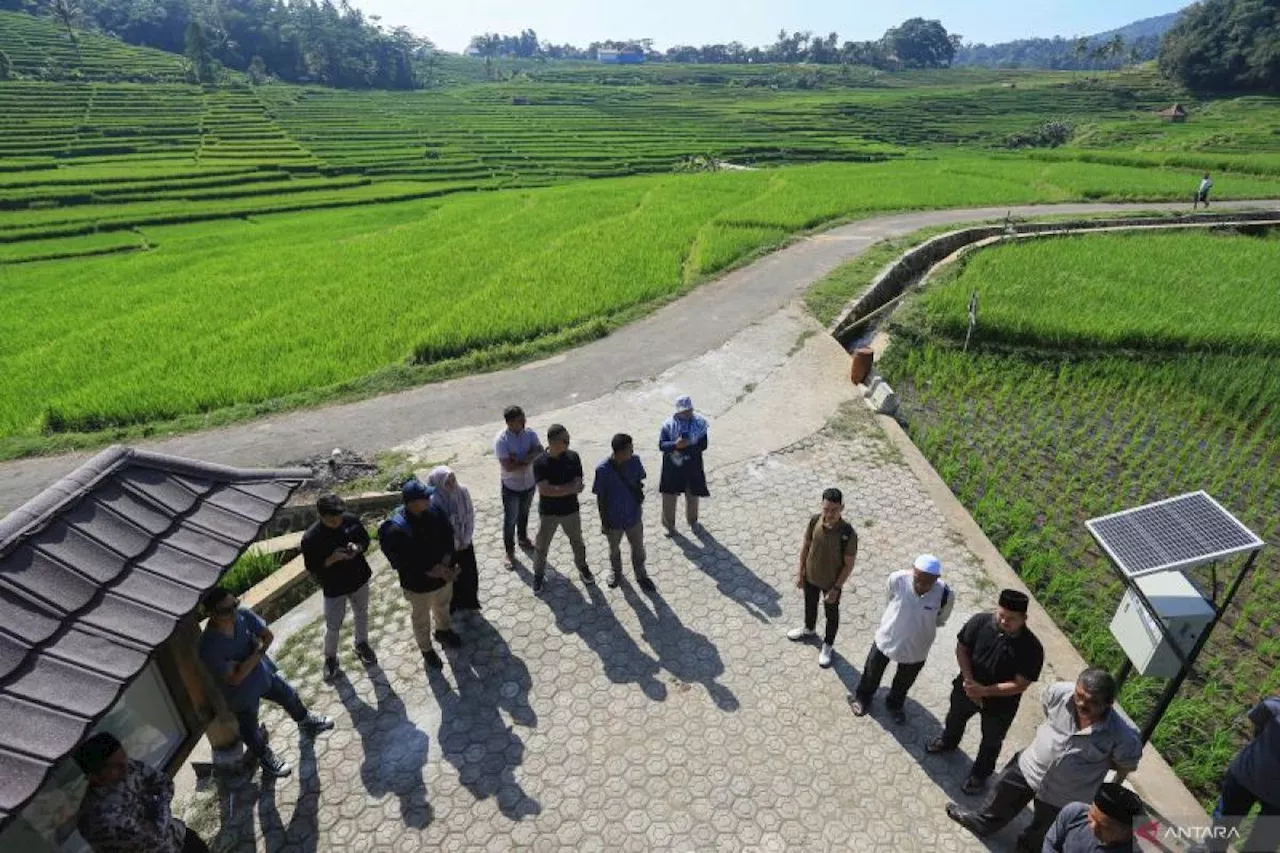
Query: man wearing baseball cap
849 554 954 723
1043 782 1146 853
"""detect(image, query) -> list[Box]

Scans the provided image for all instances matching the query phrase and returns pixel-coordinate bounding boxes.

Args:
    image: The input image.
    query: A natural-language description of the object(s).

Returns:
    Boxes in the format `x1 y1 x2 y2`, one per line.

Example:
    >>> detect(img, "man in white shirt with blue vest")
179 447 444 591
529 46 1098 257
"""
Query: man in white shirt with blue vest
849 554 954 723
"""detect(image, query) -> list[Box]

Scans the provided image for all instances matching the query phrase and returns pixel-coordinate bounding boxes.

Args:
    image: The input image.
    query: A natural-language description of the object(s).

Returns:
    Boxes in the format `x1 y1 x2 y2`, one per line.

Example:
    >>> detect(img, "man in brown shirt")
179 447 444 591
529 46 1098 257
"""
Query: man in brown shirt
788 487 858 667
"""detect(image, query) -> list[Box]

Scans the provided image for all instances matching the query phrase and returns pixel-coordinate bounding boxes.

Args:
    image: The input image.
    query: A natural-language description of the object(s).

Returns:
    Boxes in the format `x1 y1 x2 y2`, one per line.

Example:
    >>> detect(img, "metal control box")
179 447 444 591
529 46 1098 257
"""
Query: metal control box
1109 572 1215 678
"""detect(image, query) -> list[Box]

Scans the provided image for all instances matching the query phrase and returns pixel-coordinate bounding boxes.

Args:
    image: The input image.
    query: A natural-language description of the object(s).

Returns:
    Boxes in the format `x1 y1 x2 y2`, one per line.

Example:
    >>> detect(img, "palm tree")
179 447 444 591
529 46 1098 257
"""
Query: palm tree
46 0 83 63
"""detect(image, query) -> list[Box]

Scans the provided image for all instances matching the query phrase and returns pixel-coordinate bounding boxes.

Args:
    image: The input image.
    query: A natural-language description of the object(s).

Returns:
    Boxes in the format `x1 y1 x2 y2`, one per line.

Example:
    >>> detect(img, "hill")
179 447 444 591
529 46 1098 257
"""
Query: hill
955 9 1184 69
0 9 186 82
1094 10 1183 41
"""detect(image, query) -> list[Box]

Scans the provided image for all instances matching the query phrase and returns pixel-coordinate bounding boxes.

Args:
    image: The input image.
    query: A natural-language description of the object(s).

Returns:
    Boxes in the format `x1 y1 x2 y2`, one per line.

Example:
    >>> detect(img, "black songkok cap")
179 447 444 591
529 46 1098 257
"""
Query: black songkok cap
998 588 1029 613
74 732 123 776
1095 782 1144 825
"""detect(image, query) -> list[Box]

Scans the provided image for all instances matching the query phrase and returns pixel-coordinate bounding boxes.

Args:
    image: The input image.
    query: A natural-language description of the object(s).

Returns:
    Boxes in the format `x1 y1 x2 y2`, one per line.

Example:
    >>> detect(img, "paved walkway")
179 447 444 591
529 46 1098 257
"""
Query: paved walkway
3 199 1275 514
183 396 1048 853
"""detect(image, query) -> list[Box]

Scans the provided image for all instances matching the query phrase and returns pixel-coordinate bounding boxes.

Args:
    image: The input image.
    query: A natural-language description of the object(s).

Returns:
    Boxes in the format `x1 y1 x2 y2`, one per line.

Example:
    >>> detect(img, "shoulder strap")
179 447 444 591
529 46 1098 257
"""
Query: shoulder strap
840 521 855 551
940 583 951 609
807 514 819 538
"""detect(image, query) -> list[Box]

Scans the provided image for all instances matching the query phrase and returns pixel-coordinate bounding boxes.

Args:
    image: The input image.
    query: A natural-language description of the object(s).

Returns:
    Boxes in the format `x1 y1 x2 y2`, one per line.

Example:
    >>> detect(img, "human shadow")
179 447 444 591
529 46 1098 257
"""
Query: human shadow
511 558 668 701
838 658 1010 853
621 584 739 712
333 666 432 829
427 616 541 821
255 737 320 853
671 528 782 622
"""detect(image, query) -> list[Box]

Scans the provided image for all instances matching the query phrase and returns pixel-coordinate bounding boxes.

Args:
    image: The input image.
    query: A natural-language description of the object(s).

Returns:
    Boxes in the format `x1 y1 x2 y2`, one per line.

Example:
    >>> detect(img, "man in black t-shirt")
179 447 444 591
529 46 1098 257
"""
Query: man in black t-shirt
927 588 1044 794
301 494 377 683
530 423 593 595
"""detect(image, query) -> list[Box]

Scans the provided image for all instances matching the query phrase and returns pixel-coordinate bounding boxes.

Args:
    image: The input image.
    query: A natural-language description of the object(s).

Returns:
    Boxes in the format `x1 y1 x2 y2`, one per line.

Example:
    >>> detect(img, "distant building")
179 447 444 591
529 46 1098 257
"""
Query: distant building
1157 103 1188 122
598 46 645 65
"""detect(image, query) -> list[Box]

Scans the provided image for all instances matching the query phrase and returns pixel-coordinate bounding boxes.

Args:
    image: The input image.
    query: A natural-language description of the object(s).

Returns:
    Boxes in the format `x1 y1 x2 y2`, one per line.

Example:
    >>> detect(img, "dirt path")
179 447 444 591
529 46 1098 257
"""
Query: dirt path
2 200 1275 513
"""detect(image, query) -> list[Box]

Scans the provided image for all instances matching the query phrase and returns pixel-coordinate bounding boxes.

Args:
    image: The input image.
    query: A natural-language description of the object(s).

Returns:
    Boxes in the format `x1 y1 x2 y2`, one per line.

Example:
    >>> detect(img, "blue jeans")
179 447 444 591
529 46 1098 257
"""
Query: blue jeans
501 485 535 551
235 672 308 758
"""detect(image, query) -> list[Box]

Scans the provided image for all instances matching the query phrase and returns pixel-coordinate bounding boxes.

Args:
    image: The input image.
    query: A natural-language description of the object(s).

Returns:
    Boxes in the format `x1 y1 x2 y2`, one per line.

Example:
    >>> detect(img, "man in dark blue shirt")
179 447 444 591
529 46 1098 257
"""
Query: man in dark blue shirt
592 433 654 592
198 589 334 778
1199 695 1280 853
1043 782 1145 853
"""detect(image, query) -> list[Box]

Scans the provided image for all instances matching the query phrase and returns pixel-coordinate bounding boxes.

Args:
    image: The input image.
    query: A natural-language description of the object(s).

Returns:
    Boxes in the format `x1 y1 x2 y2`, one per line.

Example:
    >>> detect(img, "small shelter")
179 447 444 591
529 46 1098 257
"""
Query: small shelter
0 447 308 852
1157 103 1188 123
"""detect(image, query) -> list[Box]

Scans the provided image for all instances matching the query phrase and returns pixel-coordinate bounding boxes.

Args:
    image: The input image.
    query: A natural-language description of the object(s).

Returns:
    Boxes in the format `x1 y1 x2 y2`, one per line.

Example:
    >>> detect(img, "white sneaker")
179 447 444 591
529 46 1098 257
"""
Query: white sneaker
787 627 816 642
818 644 834 668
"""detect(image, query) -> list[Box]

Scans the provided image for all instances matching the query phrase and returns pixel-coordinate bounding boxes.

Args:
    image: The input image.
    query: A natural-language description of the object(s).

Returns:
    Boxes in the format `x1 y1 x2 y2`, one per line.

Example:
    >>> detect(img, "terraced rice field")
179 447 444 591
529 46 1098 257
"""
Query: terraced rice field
880 230 1280 802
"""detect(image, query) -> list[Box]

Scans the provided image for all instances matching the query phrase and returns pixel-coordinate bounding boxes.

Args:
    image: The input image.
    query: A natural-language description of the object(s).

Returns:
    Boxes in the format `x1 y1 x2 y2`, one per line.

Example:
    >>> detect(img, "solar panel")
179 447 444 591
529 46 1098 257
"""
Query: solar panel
1086 491 1264 579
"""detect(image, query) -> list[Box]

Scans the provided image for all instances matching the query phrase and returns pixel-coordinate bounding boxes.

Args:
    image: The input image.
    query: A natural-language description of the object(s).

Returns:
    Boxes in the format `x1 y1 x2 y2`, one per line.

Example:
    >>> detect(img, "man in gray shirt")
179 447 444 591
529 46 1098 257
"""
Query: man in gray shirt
1043 782 1146 853
947 667 1143 853
1198 694 1280 853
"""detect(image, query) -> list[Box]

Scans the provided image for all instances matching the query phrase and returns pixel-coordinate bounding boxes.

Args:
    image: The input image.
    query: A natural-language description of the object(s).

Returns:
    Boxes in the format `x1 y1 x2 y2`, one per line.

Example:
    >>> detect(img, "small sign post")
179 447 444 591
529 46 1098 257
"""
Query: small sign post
963 290 979 352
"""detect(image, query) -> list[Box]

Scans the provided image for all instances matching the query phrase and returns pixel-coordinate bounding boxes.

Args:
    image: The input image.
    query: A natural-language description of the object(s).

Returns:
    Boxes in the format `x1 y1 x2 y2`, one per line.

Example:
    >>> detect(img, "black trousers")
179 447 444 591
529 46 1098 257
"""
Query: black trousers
940 679 1017 781
854 643 925 709
970 753 1060 851
803 580 839 644
449 545 480 612
183 829 210 853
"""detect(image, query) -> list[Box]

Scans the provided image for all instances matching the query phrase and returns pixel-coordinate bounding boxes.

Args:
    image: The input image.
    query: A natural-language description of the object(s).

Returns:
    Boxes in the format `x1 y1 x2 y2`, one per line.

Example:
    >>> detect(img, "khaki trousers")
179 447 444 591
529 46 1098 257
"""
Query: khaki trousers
404 583 453 652
532 511 588 576
662 491 700 528
605 521 647 578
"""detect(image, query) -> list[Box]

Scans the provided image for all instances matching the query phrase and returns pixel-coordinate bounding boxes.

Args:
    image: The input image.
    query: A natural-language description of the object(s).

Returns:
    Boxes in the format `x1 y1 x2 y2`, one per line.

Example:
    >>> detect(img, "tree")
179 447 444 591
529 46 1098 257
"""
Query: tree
1159 0 1280 93
882 18 957 68
184 20 216 84
0 48 11 80
247 54 268 84
46 0 83 62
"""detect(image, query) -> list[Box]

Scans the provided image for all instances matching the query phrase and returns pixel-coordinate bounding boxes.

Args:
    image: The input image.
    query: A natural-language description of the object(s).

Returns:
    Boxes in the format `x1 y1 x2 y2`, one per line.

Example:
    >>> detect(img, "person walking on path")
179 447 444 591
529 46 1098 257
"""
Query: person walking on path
946 668 1143 853
75 732 211 853
301 493 378 683
198 588 334 779
592 433 655 592
379 479 461 669
495 405 543 567
928 588 1044 795
658 396 710 533
531 424 593 595
787 487 857 668
1195 694 1280 853
1043 783 1146 853
427 466 481 614
1194 172 1214 210
849 554 954 723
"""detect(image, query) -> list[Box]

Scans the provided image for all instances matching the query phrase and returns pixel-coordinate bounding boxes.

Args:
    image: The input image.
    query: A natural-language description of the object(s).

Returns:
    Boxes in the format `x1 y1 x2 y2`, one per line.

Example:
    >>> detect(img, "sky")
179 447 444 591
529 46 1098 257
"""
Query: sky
350 0 1189 53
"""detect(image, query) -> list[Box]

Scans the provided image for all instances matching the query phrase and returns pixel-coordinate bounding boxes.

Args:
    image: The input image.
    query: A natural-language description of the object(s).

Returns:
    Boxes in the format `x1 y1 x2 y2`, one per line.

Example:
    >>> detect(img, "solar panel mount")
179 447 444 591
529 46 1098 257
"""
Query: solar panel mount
1086 491 1264 579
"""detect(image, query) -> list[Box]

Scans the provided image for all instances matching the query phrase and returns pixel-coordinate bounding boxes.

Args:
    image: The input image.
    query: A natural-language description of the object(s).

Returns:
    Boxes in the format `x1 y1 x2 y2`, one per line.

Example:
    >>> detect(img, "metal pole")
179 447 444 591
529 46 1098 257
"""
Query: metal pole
1138 551 1259 744
1114 659 1134 693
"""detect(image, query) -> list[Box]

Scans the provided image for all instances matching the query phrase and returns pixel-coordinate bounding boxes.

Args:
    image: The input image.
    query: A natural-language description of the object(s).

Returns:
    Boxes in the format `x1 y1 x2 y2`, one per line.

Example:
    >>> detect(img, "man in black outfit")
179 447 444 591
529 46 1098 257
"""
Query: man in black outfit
301 494 377 683
530 424 593 595
927 588 1044 794
380 479 460 669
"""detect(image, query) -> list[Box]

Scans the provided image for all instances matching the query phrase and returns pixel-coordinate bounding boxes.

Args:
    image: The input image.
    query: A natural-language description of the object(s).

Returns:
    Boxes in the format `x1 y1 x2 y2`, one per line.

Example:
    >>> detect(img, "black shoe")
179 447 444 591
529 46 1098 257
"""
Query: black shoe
518 538 536 551
579 567 595 586
927 737 957 755
607 572 622 589
423 649 444 669
961 775 986 796
945 803 983 835
322 656 340 683
354 642 377 667
888 705 906 725
299 713 334 737
637 574 656 593
848 695 869 716
434 629 461 649
259 750 292 778
533 574 545 595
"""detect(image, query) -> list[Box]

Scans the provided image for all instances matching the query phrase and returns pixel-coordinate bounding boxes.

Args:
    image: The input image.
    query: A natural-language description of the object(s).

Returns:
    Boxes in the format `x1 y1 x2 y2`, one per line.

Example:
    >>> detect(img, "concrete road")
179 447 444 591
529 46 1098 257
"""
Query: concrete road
2 200 1275 513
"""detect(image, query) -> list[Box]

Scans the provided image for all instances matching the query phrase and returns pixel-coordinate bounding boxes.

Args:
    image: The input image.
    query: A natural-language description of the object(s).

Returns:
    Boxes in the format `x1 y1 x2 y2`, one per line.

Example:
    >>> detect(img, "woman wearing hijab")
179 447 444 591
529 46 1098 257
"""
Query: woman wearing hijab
658 396 710 532
427 466 480 613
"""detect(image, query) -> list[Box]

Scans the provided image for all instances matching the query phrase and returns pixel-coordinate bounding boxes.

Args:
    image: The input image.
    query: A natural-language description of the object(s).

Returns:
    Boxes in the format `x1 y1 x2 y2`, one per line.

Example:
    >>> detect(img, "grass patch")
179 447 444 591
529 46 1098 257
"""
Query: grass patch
218 549 282 596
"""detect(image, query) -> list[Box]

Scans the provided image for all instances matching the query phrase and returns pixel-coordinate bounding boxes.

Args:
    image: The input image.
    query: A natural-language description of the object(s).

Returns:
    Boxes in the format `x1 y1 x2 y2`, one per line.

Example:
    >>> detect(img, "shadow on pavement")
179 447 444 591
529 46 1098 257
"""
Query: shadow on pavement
512 558 668 701
334 666 433 829
621 583 739 712
205 737 320 853
427 616 541 821
672 527 782 622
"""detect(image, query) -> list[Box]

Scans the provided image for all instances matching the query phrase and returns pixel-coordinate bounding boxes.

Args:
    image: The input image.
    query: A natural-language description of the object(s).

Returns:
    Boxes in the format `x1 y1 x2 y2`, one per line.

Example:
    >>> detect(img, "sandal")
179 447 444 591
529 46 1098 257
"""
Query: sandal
926 737 956 754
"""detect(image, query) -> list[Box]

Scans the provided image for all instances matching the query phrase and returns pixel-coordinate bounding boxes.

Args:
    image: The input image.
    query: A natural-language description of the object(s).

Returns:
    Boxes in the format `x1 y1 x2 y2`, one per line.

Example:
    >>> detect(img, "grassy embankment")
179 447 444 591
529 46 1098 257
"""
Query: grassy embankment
878 230 1280 802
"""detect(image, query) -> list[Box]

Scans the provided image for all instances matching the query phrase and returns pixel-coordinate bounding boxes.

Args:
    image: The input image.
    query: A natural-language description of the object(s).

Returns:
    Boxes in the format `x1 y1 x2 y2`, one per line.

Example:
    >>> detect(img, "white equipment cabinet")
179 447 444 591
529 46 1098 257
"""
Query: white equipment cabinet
1109 572 1215 679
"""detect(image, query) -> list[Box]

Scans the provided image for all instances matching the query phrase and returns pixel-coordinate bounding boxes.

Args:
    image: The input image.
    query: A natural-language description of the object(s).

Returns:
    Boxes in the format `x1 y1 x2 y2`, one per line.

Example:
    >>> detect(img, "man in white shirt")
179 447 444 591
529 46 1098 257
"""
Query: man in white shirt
1195 173 1213 210
849 554 953 723
494 405 543 567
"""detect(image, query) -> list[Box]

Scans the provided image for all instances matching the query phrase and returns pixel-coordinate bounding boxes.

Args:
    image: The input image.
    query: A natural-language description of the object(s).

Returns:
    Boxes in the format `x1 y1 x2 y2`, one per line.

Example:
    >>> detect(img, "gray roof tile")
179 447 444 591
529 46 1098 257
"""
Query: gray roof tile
0 446 308 831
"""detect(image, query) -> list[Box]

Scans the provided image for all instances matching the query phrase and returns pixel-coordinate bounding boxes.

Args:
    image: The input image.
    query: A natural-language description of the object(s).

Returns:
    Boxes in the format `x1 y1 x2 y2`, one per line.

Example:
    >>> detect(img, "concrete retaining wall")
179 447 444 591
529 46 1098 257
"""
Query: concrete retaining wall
830 209 1280 346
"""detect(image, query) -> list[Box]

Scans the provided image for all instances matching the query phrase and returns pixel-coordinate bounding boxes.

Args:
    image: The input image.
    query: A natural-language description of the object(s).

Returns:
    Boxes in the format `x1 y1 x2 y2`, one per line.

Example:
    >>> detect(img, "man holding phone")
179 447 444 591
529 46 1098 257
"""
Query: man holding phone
301 493 378 683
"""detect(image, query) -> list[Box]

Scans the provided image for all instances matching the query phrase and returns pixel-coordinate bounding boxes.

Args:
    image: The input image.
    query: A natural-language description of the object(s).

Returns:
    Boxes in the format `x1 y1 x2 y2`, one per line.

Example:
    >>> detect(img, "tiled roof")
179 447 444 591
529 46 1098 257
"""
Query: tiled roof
0 446 309 831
